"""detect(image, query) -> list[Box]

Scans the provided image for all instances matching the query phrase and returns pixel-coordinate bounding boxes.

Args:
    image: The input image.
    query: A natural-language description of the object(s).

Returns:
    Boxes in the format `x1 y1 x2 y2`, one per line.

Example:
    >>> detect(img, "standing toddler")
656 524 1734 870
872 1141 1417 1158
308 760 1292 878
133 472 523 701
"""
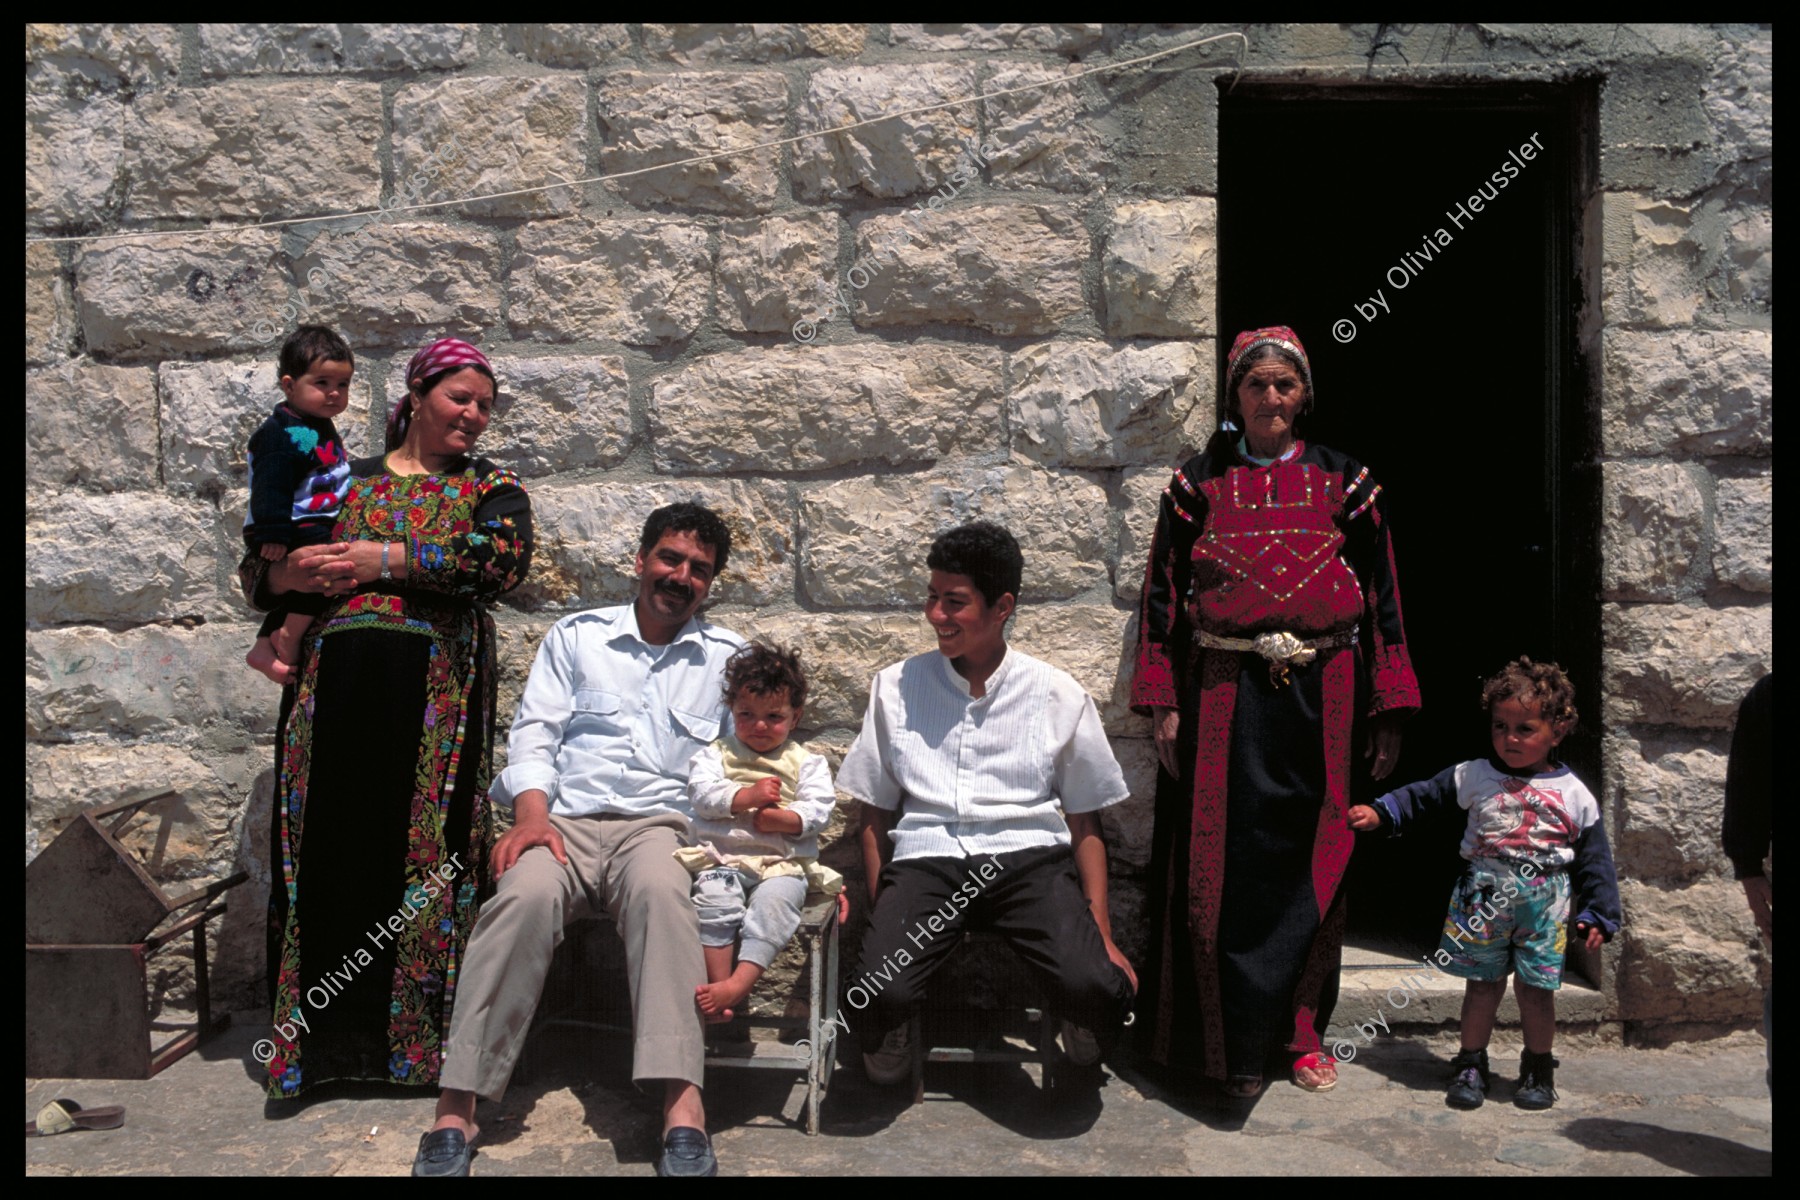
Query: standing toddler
1350 657 1620 1110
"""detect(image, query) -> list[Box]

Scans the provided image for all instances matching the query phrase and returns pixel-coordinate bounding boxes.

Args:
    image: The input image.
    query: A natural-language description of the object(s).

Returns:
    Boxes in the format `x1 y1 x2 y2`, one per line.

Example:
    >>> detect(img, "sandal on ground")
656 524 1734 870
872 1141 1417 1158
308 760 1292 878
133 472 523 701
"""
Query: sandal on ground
1293 1052 1339 1092
25 1099 126 1137
1223 1074 1265 1099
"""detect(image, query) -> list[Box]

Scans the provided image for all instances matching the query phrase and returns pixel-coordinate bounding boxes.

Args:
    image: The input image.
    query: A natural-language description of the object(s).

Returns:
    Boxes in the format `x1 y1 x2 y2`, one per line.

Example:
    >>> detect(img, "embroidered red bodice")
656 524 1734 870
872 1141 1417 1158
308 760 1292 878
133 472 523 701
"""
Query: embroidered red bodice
1189 459 1363 638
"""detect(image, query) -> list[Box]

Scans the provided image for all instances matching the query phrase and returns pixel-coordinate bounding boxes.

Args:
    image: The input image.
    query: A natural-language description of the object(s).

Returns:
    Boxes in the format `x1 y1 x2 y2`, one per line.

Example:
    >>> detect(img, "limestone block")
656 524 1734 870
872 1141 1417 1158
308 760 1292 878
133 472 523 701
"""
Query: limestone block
982 64 1111 194
1107 738 1158 873
1103 199 1217 337
1713 475 1771 593
197 24 343 74
716 212 841 334
1599 462 1704 601
1602 604 1770 729
889 24 1103 52
26 362 160 493
1601 328 1770 457
1617 878 1764 1023
793 64 980 201
1111 49 1219 195
595 70 787 214
642 24 866 62
26 91 124 228
77 231 290 358
489 614 560 765
799 466 1109 608
501 24 632 67
124 83 383 221
298 220 502 348
341 25 479 71
1722 202 1772 311
517 479 793 611
385 356 632 478
202 23 477 75
507 218 710 345
1009 604 1144 736
1009 340 1210 468
25 23 181 91
1601 194 1704 327
161 361 373 496
25 493 221 624
1604 730 1730 883
1598 57 1714 191
1703 33 1772 163
27 742 258 880
851 204 1089 335
393 78 586 219
27 622 278 740
1115 467 1172 602
26 243 74 366
651 343 1003 473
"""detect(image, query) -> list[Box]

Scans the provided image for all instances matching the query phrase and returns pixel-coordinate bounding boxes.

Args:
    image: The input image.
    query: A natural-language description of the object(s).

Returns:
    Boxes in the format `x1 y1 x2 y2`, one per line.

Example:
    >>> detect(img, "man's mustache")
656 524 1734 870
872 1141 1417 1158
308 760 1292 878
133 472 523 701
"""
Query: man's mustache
655 580 693 602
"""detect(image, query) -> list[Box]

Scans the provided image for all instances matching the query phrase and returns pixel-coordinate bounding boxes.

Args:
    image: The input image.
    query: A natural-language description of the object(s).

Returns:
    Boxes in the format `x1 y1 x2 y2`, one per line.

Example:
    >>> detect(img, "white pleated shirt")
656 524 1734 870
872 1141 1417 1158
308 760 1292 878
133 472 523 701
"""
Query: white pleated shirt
837 647 1129 861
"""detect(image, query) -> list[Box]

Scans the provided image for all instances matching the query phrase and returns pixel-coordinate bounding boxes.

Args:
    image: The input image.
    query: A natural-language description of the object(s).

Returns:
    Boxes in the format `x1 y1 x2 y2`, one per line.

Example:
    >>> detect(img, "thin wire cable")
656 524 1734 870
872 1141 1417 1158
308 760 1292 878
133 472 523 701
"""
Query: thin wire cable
26 31 1246 248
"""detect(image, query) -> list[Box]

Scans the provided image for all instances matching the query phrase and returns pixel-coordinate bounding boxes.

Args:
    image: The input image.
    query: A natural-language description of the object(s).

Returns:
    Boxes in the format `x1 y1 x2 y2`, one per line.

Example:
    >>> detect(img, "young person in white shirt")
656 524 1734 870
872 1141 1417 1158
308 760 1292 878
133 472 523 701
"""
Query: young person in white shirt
412 502 742 1179
837 521 1138 1084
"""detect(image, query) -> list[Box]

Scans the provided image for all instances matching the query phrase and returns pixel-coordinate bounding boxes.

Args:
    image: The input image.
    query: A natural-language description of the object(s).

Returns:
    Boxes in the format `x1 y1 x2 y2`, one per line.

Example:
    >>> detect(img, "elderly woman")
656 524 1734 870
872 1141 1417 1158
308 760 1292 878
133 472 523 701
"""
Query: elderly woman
242 338 531 1098
1131 326 1420 1097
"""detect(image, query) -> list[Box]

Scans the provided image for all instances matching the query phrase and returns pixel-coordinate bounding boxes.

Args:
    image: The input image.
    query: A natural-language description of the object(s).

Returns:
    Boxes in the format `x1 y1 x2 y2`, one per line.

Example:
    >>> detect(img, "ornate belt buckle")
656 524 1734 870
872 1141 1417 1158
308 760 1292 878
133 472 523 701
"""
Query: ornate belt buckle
1252 630 1316 689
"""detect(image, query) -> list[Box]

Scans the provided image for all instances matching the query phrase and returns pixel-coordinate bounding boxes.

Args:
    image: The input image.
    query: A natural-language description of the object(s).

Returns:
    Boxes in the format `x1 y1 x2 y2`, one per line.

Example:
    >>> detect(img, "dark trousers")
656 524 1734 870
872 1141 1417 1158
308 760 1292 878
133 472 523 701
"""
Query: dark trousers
845 846 1135 1045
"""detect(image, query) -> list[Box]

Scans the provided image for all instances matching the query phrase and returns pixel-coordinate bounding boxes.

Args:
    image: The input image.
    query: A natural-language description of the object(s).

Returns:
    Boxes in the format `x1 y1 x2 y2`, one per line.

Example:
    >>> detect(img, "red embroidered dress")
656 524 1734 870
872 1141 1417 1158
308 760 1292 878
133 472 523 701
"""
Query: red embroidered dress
244 455 531 1098
1132 438 1419 1078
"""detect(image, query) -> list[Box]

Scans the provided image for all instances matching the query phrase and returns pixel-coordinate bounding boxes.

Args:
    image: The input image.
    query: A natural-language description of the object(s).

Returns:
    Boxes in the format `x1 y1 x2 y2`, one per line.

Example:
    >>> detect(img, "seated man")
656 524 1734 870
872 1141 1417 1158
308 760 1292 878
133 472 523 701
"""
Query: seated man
412 502 744 1179
838 520 1138 1083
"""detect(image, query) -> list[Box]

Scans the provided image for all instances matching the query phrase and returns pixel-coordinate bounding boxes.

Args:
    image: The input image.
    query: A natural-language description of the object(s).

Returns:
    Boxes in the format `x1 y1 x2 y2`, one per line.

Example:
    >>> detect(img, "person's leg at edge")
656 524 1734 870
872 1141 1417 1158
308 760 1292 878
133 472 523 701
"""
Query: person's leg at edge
600 815 709 1135
1514 976 1556 1054
430 815 600 1138
703 873 807 1020
1458 978 1508 1051
983 848 1134 1048
846 858 967 1053
663 1080 704 1133
692 867 750 1022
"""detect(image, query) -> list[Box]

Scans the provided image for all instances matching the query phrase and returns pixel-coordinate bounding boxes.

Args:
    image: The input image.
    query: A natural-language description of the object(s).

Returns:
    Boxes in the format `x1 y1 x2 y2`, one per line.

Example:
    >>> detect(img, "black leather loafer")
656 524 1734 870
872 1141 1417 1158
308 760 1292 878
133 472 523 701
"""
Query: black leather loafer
656 1126 718 1177
411 1128 472 1177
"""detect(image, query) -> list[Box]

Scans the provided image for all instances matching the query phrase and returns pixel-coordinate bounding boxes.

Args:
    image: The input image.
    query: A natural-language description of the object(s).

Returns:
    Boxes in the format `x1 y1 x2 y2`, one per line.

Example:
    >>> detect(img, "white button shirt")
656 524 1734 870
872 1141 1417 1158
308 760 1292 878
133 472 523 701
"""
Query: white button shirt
836 647 1129 861
489 603 746 819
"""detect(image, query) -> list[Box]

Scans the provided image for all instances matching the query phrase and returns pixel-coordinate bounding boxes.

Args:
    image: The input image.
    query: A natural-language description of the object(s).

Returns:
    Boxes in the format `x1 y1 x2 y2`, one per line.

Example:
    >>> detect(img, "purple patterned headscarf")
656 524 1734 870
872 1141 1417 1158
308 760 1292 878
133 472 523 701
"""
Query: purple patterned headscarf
387 338 496 451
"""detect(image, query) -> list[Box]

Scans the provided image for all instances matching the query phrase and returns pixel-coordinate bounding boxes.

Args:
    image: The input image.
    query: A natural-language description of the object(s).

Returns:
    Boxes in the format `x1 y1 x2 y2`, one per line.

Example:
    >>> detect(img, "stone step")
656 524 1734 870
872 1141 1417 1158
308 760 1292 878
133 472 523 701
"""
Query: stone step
1333 944 1605 1033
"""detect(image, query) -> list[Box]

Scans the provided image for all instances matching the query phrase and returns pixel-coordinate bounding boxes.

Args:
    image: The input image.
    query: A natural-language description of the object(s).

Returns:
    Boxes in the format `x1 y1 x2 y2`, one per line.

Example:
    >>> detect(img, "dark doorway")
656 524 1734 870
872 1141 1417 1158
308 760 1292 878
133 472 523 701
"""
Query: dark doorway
1219 84 1594 955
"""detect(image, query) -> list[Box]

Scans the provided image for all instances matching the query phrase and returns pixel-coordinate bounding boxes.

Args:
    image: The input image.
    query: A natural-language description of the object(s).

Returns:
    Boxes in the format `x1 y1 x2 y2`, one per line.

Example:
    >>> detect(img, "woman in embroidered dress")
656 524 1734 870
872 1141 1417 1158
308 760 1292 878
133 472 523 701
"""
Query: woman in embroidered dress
1131 326 1420 1097
242 338 531 1098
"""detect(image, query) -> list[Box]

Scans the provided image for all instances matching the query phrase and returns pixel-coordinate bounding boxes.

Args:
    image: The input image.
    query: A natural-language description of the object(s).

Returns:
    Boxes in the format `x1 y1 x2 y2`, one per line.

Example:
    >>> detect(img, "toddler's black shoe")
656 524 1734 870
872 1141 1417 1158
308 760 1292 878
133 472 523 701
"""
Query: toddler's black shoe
1445 1047 1491 1109
1514 1050 1559 1110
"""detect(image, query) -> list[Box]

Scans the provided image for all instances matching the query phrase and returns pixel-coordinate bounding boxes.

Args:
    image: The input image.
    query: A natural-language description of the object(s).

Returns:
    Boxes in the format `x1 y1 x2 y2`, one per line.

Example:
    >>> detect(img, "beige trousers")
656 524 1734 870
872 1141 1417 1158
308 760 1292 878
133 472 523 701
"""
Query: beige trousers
440 812 705 1100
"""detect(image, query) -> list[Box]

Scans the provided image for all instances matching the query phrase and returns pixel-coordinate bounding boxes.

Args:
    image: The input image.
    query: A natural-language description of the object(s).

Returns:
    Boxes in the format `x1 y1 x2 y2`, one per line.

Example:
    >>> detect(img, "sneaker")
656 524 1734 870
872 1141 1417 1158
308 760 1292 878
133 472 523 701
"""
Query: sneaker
862 1023 913 1086
1514 1050 1559 1110
1060 1020 1103 1067
1445 1048 1491 1110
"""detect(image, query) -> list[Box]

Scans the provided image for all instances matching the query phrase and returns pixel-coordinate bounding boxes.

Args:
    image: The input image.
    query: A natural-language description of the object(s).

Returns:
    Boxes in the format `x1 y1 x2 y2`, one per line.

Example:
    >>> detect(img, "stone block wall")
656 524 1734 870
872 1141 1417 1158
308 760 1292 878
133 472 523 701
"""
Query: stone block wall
26 24 1769 1035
